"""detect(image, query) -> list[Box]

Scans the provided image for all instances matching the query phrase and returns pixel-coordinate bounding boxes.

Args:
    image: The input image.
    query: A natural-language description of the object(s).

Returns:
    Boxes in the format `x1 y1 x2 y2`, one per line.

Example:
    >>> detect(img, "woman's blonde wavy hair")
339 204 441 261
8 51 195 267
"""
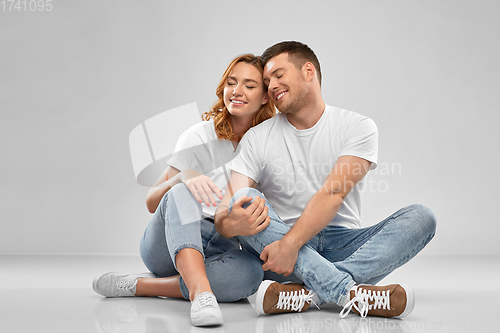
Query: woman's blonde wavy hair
202 54 275 141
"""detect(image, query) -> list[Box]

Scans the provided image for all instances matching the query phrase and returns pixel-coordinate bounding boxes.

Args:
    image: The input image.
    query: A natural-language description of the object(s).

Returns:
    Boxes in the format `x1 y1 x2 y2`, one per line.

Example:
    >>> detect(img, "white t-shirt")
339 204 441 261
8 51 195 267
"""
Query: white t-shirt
167 121 237 218
231 105 378 229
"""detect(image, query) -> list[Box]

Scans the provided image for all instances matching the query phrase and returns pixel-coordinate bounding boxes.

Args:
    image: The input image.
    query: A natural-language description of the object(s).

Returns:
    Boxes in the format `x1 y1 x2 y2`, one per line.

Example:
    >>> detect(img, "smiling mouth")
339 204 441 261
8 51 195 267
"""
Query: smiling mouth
276 91 288 101
230 99 247 105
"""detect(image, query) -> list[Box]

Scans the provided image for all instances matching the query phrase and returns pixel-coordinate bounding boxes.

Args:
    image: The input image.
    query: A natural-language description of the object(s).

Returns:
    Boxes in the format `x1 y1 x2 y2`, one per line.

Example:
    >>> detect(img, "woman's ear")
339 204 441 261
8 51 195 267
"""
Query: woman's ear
262 94 269 105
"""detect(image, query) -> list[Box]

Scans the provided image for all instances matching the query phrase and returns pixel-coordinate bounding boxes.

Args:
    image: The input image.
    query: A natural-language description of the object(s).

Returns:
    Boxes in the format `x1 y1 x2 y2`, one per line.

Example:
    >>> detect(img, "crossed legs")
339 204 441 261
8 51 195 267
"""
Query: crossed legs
231 187 436 306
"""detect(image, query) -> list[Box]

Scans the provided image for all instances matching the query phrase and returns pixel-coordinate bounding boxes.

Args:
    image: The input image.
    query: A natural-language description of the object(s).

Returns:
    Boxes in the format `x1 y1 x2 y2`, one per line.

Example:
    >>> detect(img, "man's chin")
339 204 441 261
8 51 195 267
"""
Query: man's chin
276 102 290 114
277 106 295 114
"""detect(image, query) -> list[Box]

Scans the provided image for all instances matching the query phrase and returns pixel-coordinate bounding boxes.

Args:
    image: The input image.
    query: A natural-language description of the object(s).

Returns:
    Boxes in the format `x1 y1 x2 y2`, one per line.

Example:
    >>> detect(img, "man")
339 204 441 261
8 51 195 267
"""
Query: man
214 41 436 318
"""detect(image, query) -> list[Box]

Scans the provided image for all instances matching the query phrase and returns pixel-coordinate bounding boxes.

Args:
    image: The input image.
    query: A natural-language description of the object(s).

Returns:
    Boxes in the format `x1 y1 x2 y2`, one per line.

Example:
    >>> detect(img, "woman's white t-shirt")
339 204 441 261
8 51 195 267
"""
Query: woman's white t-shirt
166 121 237 218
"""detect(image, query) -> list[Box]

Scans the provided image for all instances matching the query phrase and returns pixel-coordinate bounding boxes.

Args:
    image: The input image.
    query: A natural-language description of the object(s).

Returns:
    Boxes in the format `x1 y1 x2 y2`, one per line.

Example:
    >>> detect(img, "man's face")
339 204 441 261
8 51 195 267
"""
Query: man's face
263 53 308 114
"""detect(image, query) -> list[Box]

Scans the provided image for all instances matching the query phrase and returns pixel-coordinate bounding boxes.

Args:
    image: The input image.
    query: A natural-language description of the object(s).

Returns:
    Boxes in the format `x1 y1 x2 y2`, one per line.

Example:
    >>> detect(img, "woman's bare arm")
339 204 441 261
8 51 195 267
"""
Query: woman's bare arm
146 167 224 213
145 166 183 213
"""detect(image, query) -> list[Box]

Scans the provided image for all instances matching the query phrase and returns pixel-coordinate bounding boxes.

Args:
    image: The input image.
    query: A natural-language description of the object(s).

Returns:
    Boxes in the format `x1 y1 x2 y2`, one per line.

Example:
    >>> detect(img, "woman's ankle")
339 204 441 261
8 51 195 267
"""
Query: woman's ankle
189 285 213 301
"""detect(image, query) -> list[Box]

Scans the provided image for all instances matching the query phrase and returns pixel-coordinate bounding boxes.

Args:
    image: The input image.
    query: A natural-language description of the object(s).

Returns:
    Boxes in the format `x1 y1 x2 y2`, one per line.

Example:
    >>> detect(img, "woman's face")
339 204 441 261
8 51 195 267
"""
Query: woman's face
223 62 268 119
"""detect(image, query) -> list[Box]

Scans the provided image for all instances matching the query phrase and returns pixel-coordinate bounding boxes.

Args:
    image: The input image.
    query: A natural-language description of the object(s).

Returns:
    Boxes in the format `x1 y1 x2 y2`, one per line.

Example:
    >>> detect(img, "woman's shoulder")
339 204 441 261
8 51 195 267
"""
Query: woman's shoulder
175 120 217 148
180 120 216 139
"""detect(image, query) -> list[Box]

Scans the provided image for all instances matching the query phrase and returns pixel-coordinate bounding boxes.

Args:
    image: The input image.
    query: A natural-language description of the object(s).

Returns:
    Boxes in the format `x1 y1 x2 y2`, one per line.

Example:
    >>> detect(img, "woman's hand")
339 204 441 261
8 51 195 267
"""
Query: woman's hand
182 170 223 207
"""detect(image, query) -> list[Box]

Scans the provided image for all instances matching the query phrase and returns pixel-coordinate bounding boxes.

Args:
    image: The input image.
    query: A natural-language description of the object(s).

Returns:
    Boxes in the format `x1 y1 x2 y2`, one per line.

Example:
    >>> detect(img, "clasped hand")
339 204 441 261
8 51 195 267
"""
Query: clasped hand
223 195 270 237
261 238 299 277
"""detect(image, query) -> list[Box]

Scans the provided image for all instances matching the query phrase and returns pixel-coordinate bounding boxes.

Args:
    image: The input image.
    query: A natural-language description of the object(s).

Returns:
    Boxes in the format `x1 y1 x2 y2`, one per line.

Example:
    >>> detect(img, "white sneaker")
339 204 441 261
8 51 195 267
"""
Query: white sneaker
92 272 156 297
190 292 223 327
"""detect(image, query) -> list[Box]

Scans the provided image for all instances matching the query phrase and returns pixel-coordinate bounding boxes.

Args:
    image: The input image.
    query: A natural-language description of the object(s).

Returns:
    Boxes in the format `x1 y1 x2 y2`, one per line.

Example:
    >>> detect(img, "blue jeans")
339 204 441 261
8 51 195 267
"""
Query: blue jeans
231 187 436 306
139 184 264 302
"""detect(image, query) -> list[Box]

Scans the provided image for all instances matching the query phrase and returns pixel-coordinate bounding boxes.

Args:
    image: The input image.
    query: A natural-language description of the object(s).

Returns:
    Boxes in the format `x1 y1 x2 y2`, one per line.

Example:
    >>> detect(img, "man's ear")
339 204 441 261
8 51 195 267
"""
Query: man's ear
303 62 316 82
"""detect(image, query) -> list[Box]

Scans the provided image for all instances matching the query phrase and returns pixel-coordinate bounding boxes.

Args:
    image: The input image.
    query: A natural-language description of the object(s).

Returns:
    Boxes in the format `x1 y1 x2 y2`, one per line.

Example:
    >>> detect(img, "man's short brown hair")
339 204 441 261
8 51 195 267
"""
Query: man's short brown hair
261 41 322 85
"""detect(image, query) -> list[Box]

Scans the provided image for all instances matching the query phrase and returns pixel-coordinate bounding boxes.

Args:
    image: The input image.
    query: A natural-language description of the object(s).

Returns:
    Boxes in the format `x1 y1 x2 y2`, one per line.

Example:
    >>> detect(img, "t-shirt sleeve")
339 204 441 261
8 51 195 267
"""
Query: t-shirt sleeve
166 125 206 173
340 116 378 169
230 129 261 183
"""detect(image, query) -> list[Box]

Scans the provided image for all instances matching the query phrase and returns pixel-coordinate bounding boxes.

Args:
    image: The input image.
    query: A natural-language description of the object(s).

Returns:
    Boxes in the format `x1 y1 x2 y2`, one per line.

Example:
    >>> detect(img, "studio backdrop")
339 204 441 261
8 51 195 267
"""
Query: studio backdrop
1 0 498 256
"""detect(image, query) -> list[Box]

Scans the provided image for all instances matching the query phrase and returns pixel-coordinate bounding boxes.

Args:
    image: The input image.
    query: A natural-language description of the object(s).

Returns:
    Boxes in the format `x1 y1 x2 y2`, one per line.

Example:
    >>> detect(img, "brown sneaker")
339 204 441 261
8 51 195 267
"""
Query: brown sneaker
255 280 317 315
339 284 414 319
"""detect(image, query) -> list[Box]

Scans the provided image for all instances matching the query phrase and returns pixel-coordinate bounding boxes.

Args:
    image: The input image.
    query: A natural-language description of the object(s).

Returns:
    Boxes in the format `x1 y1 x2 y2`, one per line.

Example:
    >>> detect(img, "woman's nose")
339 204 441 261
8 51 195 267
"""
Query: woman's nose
233 85 242 95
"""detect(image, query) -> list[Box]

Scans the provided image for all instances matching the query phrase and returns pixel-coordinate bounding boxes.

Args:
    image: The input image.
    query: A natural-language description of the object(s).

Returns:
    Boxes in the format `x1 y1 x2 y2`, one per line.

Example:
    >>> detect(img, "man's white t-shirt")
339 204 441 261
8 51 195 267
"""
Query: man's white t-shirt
167 121 237 218
231 105 378 229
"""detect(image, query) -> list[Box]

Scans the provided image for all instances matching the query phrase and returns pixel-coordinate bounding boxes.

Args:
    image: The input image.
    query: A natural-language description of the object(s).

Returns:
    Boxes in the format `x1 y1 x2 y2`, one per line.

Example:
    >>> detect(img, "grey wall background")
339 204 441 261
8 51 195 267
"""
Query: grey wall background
1 0 498 256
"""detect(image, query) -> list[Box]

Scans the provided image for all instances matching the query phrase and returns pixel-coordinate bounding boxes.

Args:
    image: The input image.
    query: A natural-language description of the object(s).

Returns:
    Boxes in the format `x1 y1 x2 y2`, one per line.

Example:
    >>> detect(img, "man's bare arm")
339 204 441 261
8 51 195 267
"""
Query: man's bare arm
287 156 371 245
261 155 372 275
214 171 270 238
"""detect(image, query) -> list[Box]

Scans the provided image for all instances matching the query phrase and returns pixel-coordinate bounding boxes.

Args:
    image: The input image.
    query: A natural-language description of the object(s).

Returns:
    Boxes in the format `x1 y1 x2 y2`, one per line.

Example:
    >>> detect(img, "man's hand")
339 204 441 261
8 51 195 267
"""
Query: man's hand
218 195 270 238
260 238 300 277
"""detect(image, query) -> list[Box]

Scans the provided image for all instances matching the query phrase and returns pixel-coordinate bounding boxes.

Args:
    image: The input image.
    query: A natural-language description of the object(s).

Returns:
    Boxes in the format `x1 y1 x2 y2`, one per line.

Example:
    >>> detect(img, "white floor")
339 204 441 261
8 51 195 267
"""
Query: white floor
0 255 498 333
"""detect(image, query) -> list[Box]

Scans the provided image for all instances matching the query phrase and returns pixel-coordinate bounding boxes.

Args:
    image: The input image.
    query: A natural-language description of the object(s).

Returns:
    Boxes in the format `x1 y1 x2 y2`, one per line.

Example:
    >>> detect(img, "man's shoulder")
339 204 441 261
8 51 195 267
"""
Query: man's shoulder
247 113 284 135
326 105 370 120
325 105 375 129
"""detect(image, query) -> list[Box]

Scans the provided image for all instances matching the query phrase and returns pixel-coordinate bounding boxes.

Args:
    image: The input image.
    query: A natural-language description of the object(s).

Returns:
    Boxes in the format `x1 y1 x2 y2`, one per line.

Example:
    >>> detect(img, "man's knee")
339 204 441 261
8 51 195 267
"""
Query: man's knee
409 204 437 238
230 187 265 206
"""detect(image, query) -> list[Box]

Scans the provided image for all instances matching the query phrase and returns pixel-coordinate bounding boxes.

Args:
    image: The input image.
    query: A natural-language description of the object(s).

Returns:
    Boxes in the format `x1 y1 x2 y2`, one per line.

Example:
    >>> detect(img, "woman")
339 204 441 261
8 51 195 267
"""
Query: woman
92 54 275 327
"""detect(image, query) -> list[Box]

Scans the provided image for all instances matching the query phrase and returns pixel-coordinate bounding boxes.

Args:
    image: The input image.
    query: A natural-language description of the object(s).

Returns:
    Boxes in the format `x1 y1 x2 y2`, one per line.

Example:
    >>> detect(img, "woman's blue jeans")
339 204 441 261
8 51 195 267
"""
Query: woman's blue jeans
139 184 264 302
231 187 437 306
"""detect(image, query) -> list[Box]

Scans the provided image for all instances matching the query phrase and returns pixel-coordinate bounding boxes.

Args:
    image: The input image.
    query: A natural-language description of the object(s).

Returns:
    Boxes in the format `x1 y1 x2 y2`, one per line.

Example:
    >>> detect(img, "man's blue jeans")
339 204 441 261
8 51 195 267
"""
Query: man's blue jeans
139 184 264 302
230 187 436 306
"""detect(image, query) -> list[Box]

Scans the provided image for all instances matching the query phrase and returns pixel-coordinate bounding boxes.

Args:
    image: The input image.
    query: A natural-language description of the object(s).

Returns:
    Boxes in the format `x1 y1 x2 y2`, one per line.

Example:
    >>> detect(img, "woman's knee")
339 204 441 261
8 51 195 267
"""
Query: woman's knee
168 183 192 199
156 183 192 215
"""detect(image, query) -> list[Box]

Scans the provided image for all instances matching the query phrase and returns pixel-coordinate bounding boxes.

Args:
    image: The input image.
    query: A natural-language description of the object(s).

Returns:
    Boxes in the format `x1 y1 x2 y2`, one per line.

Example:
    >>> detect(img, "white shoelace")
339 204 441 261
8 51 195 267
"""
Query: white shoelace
339 285 391 318
115 279 136 296
275 289 319 312
195 292 217 308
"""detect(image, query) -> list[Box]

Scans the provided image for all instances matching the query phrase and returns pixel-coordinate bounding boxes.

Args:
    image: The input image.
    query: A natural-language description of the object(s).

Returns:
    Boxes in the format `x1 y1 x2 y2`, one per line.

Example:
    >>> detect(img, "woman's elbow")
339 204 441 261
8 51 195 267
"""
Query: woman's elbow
145 197 157 214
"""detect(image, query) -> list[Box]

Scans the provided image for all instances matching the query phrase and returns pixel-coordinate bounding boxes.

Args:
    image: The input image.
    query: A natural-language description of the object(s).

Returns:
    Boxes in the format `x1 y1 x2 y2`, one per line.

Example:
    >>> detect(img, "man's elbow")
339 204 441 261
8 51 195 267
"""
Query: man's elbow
321 185 346 208
323 181 348 198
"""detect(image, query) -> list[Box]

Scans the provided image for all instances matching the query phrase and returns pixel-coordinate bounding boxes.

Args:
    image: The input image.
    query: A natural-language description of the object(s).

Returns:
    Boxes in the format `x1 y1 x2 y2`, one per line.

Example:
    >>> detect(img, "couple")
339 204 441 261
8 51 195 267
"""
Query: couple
92 41 436 327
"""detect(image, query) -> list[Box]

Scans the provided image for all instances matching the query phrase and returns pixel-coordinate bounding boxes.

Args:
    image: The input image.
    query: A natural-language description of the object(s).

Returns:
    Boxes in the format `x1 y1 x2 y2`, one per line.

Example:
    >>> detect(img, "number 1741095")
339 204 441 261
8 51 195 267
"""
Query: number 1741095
2 0 53 11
